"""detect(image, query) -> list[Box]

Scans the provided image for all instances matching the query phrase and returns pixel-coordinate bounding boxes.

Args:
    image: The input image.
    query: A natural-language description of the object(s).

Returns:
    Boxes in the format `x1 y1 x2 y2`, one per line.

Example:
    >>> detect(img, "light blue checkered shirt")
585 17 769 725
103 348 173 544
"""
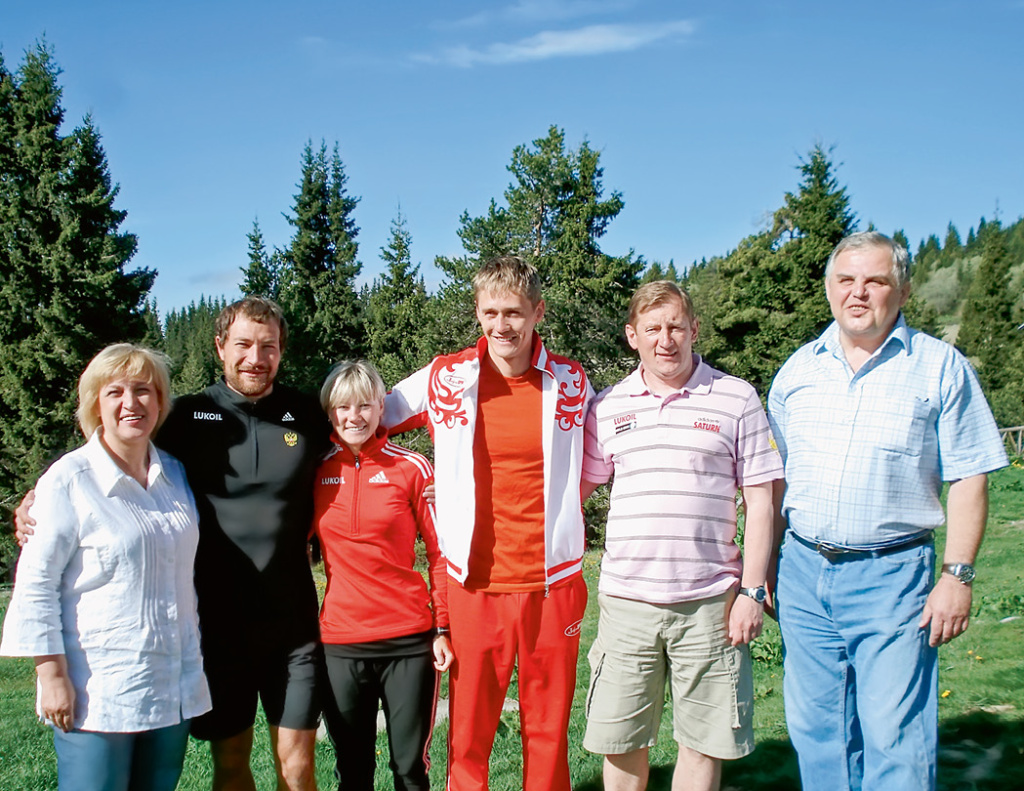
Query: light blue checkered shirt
767 317 1008 548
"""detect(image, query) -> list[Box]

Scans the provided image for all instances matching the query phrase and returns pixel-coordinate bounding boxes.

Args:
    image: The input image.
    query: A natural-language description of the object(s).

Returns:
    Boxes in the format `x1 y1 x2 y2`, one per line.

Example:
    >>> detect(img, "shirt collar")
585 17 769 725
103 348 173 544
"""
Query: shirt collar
85 430 166 495
627 354 712 397
814 314 912 360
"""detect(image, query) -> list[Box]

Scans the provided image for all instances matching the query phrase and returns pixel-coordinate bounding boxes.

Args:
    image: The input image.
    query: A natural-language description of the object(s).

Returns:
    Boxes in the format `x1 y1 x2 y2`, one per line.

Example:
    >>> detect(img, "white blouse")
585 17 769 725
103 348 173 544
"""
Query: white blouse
1 431 212 732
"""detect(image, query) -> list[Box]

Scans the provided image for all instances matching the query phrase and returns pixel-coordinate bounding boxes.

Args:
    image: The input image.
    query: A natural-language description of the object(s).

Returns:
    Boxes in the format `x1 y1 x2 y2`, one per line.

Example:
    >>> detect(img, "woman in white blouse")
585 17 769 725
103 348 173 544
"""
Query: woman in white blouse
0 344 211 791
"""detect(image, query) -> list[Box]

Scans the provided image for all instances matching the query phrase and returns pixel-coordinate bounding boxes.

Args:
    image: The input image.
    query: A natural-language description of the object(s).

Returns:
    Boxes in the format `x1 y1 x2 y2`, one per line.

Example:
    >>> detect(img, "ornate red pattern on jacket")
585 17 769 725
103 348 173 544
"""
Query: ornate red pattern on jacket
554 359 587 431
428 360 469 428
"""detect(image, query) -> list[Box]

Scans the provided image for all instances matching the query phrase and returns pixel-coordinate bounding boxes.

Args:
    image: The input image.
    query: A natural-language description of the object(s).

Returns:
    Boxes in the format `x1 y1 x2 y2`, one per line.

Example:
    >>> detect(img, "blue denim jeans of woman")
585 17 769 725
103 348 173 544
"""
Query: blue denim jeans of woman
52 719 191 791
776 533 937 791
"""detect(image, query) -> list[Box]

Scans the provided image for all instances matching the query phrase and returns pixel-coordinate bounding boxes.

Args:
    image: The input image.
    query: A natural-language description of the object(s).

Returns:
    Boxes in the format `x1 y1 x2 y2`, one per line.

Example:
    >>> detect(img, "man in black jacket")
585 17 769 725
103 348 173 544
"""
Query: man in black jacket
159 297 330 791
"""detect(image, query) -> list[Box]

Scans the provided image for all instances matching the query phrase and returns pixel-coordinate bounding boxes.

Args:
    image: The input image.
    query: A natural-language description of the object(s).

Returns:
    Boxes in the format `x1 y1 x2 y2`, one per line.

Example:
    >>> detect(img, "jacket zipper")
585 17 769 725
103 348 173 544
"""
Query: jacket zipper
351 454 361 536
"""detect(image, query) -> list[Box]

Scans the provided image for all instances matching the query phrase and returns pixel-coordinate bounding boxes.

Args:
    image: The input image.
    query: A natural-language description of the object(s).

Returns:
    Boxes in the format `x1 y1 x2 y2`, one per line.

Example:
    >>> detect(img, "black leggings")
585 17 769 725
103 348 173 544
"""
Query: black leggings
322 652 439 791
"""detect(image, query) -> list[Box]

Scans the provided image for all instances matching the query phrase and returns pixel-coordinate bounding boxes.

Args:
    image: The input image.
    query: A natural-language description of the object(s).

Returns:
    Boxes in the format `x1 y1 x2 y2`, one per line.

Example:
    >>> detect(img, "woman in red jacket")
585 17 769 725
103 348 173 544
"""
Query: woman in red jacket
313 360 453 791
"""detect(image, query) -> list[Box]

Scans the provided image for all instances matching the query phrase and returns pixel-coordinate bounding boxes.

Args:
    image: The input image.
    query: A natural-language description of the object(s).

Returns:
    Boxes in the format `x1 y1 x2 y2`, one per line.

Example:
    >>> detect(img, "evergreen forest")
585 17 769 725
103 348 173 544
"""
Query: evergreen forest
2 44 1023 578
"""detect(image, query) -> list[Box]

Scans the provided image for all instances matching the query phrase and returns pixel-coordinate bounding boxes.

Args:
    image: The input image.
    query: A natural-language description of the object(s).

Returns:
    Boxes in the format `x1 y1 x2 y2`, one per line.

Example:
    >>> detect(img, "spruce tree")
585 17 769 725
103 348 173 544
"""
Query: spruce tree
943 222 963 258
240 218 280 299
702 233 800 394
163 297 225 394
310 146 364 364
0 43 152 537
958 221 1017 400
278 141 364 392
990 342 1024 428
894 229 939 336
772 144 857 337
366 211 431 387
702 145 856 393
914 234 943 287
140 300 164 349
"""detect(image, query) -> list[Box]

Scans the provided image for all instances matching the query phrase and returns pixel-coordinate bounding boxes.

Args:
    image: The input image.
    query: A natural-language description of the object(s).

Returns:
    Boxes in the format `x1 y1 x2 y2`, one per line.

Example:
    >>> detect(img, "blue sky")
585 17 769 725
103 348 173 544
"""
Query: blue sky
3 0 1023 312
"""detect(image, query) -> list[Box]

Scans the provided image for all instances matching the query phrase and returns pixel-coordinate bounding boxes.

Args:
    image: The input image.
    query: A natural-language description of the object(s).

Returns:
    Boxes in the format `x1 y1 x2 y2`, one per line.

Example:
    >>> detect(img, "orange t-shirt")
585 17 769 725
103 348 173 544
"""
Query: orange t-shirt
466 358 546 591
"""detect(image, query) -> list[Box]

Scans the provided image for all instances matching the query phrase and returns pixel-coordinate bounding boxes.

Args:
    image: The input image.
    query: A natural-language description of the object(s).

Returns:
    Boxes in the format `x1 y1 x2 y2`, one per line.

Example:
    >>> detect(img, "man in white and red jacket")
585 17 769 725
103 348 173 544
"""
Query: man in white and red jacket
384 255 592 791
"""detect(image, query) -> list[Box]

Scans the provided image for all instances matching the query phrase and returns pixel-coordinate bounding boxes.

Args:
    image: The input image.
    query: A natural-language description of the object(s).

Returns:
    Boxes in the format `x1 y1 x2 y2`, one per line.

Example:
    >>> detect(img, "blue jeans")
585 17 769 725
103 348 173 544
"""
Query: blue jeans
52 720 191 791
776 533 937 791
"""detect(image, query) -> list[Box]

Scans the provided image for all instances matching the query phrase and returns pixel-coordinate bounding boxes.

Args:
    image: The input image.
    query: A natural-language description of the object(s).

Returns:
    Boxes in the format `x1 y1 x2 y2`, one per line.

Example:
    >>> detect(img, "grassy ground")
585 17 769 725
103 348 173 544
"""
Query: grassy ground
2 465 1023 789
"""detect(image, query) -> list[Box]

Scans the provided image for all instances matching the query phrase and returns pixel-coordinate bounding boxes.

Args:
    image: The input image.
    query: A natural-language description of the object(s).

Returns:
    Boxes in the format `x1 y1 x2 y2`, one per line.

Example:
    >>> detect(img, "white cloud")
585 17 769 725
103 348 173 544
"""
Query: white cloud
416 20 695 68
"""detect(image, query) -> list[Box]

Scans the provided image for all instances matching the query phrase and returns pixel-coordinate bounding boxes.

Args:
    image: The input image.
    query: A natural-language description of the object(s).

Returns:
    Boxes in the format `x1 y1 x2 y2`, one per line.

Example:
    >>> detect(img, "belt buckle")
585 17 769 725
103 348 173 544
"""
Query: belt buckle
815 541 844 562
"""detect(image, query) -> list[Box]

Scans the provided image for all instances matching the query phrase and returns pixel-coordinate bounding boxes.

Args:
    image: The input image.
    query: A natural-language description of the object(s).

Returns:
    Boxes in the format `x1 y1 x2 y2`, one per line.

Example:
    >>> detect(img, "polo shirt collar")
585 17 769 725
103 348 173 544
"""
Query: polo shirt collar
630 354 712 396
85 430 167 495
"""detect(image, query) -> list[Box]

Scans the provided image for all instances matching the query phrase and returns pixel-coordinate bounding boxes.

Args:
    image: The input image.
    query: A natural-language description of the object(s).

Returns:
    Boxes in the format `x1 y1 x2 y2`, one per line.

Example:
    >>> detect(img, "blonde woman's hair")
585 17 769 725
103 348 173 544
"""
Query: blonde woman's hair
77 344 172 438
320 360 386 412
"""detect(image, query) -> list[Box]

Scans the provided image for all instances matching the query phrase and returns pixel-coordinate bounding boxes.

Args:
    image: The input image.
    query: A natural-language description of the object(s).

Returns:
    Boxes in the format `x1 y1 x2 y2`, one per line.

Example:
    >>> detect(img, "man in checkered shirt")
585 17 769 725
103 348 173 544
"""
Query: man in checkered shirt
767 231 1008 791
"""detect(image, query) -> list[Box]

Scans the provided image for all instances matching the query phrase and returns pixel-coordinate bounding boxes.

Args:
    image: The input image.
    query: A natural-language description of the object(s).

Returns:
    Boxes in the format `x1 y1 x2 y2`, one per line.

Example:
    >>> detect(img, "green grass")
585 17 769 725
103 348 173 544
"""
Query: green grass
3 465 1024 789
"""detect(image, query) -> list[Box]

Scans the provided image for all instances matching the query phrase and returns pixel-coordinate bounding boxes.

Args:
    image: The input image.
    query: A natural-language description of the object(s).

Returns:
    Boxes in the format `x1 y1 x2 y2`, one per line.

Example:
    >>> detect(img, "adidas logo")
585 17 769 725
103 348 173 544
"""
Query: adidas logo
282 412 295 422
368 471 389 484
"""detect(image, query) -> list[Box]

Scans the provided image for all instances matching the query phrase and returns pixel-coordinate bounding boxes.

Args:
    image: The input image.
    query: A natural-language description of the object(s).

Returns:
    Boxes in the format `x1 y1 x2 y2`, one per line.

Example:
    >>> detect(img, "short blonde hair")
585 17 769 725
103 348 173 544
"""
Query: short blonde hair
473 255 543 306
77 344 172 438
627 281 696 327
320 360 386 412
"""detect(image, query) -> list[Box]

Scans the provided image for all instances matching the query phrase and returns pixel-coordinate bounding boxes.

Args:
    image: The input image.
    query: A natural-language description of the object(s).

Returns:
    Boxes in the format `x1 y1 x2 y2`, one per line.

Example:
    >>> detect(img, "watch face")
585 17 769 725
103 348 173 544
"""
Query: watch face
946 563 976 583
742 586 767 602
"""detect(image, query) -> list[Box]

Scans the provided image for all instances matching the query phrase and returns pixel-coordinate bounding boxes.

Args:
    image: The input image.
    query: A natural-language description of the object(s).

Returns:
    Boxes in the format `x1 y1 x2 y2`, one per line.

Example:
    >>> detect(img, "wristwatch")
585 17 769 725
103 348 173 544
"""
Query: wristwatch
942 563 976 584
738 585 767 603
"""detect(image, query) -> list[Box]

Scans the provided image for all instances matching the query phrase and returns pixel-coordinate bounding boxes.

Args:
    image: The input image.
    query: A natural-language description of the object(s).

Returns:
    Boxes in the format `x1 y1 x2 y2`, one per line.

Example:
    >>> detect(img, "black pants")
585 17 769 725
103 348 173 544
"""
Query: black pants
322 651 439 791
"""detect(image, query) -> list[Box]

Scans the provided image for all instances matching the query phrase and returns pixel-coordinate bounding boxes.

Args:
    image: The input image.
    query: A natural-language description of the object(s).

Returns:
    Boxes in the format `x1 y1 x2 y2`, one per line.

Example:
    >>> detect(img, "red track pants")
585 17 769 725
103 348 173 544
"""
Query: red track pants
446 575 588 791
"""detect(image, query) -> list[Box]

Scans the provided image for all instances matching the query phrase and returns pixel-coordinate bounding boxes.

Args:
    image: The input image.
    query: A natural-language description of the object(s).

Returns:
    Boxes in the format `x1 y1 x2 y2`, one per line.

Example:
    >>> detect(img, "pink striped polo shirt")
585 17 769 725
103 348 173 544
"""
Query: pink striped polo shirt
583 357 782 604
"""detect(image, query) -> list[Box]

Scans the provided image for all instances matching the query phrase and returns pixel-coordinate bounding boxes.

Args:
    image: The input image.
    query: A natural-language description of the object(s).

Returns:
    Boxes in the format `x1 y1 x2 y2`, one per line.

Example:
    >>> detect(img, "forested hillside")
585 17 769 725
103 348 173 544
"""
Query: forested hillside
2 43 1022 577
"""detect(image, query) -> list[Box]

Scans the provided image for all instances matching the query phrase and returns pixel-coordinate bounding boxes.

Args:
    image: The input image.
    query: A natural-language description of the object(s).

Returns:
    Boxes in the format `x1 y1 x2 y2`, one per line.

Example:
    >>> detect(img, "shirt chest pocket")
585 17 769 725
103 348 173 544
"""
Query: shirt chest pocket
875 396 934 457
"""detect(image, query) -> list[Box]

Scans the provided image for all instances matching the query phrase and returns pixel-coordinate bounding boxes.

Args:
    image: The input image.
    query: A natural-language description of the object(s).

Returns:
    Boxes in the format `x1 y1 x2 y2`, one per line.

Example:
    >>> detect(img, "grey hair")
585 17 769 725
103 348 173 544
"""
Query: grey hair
825 231 910 289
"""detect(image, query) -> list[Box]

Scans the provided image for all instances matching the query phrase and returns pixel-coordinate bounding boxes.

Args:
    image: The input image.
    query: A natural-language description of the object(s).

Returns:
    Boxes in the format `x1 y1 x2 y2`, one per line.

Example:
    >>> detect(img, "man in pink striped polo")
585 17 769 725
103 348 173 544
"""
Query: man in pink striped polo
581 281 782 791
